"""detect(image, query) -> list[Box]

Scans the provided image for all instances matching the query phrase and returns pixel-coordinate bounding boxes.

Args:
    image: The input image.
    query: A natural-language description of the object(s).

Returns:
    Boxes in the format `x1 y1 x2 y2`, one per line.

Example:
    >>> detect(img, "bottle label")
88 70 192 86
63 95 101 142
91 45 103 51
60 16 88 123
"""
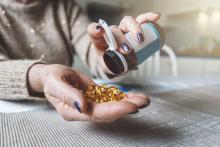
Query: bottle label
136 37 161 64
125 23 161 65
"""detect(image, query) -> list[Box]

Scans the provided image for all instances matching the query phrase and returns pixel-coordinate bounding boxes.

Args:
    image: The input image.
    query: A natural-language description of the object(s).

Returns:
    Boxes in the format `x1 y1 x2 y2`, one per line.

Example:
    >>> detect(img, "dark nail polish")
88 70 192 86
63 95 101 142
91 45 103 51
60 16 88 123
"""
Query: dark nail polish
140 99 151 109
137 33 144 43
129 110 139 114
96 25 102 31
121 43 131 53
133 67 138 71
74 101 81 113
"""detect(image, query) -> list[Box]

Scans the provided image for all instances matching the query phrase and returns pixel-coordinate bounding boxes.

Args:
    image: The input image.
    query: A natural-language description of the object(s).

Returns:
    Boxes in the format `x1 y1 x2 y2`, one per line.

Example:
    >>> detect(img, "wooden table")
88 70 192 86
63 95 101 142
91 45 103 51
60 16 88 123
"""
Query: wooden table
1 76 220 147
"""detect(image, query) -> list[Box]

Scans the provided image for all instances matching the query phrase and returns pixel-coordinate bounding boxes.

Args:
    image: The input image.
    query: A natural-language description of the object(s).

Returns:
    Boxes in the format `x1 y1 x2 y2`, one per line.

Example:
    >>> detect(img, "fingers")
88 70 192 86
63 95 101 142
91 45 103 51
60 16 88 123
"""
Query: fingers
87 22 108 50
88 12 161 50
124 92 150 109
136 12 161 24
53 80 88 113
52 92 150 122
111 27 132 54
119 16 144 44
74 70 97 91
57 70 96 113
55 99 91 121
90 101 137 123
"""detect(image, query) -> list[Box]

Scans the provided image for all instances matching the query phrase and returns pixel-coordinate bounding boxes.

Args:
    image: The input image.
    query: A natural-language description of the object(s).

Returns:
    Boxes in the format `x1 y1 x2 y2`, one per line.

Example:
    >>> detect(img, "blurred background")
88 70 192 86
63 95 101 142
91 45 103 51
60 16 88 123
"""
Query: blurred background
74 0 220 84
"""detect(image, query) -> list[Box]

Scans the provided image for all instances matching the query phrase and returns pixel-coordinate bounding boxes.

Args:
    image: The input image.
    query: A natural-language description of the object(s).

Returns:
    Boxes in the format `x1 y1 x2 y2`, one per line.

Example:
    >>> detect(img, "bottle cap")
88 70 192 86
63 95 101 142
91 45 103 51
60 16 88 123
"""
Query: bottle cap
99 19 117 51
103 50 125 75
99 19 128 75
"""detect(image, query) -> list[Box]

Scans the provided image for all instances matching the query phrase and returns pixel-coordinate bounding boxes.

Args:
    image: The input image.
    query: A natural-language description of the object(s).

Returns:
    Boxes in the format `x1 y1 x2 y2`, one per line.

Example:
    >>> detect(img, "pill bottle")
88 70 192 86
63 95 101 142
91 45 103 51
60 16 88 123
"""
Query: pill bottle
99 19 165 75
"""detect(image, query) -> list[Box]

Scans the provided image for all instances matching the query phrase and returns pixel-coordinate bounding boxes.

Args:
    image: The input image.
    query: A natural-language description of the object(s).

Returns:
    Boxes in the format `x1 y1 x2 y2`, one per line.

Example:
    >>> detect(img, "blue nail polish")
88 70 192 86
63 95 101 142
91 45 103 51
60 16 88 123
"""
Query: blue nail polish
74 101 81 113
96 25 102 31
133 67 138 70
129 110 139 114
121 43 130 52
140 99 151 109
137 33 144 43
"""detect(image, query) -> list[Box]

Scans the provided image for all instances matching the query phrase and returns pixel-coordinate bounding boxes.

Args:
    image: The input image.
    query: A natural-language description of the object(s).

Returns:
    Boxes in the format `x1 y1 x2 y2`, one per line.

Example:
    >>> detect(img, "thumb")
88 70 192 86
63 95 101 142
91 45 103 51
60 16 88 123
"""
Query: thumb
87 22 108 50
57 80 88 113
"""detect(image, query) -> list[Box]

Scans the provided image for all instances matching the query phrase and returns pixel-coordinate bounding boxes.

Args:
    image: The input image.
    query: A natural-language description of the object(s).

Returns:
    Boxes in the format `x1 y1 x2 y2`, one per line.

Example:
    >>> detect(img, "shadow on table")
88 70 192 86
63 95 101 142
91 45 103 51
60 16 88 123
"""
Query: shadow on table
88 118 181 141
153 85 220 117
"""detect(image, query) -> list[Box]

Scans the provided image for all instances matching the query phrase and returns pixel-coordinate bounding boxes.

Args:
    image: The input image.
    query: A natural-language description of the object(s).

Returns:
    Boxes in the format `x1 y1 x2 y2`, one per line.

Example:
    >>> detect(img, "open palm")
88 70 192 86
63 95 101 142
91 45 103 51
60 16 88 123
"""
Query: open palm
43 64 150 122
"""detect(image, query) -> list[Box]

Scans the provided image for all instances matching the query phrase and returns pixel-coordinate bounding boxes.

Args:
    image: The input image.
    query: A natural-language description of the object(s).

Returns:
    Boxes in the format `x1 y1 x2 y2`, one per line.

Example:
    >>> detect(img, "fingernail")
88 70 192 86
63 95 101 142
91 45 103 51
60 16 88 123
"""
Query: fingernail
96 25 102 31
154 12 161 16
121 43 131 53
140 99 151 109
133 67 138 71
137 33 144 43
74 101 81 113
129 110 139 114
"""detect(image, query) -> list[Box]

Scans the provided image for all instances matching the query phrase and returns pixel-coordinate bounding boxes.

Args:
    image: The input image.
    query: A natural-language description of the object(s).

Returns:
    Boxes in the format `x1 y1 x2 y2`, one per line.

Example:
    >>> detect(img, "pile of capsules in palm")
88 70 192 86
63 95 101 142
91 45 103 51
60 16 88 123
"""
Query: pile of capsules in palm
84 84 126 103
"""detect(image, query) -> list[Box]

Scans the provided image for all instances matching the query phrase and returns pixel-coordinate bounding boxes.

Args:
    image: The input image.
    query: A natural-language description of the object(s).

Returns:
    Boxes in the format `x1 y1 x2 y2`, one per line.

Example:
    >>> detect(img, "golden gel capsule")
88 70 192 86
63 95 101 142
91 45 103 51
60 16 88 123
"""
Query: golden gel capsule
85 84 126 103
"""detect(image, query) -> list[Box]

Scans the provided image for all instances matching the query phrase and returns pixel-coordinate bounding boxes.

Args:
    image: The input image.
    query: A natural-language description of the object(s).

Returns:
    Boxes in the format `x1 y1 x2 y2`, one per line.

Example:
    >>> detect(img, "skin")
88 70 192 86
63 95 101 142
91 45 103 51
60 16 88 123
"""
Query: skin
22 0 161 123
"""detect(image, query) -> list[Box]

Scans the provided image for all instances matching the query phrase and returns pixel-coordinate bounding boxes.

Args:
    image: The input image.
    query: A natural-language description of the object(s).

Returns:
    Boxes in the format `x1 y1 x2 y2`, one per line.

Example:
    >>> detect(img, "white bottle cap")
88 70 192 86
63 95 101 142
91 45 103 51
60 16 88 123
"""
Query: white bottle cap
99 19 128 75
99 19 117 51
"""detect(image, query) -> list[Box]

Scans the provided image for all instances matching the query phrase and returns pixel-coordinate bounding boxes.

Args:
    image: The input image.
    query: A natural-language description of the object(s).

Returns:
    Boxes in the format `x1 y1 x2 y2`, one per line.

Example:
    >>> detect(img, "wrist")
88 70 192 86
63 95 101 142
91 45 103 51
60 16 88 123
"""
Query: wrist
28 63 48 94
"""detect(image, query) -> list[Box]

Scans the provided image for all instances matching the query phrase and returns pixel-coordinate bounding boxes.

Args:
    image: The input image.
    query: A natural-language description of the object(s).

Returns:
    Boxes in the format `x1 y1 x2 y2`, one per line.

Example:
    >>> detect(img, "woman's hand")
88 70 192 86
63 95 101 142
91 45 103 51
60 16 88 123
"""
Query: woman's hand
28 64 150 122
88 12 160 68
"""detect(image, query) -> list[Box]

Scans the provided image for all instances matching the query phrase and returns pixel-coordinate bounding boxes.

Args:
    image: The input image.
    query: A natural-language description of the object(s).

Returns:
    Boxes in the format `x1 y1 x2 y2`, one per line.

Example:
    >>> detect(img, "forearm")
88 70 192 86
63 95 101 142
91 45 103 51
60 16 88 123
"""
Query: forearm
0 60 45 100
